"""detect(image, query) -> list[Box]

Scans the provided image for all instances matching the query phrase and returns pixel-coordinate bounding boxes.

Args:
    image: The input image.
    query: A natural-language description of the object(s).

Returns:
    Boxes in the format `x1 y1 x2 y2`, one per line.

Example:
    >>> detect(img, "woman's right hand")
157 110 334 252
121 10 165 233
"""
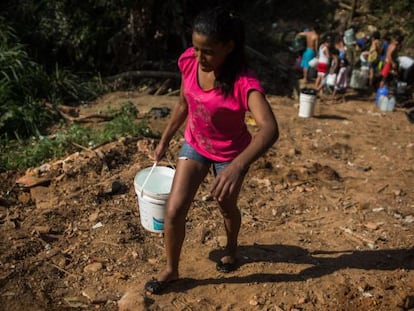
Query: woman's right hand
153 141 169 162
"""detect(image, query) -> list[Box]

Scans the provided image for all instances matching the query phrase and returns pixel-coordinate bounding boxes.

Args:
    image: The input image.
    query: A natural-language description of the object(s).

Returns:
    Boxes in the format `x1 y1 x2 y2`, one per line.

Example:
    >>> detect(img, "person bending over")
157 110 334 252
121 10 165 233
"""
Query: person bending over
144 7 279 294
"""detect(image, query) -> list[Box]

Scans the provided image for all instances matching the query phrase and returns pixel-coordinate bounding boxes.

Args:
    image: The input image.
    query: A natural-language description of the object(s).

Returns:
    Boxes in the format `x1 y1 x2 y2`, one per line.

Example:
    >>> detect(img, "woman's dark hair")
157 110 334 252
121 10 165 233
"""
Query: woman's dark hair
192 7 246 96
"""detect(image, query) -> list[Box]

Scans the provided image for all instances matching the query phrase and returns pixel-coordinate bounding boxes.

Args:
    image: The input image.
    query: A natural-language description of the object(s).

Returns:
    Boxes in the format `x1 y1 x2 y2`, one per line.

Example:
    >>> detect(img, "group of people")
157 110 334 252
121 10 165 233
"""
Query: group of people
297 25 351 99
296 25 411 101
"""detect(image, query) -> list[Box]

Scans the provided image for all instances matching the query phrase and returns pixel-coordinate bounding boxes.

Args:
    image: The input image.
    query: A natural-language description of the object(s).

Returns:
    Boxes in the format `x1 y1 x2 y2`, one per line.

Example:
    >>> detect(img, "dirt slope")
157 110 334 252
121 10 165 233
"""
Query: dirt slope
0 91 414 311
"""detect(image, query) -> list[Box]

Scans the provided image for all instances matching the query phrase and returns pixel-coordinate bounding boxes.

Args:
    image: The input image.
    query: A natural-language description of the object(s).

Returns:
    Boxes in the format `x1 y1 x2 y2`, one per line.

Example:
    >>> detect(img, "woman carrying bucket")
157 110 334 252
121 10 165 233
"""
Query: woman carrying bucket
144 7 279 294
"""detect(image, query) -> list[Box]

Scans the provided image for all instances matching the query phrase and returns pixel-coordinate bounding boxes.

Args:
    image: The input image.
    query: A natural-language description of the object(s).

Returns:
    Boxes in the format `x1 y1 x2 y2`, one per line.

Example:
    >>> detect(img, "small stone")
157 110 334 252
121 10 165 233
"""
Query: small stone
202 194 214 201
288 148 300 156
82 287 99 301
118 291 146 311
84 262 103 273
147 258 157 265
92 222 103 229
364 222 379 230
393 189 403 196
249 299 258 306
403 215 414 224
275 184 286 191
88 210 99 222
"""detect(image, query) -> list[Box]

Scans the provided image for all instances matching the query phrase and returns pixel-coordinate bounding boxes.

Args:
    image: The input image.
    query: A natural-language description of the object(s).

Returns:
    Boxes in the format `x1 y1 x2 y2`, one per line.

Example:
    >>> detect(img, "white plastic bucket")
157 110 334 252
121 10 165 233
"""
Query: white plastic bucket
326 73 337 87
299 89 317 118
134 165 175 233
308 57 318 68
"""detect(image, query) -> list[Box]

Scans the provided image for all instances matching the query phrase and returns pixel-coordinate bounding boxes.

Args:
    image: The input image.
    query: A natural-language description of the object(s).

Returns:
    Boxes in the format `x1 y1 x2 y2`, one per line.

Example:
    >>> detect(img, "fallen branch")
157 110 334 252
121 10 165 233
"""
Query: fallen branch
154 78 172 96
47 262 79 278
164 89 180 96
75 113 115 123
44 102 114 123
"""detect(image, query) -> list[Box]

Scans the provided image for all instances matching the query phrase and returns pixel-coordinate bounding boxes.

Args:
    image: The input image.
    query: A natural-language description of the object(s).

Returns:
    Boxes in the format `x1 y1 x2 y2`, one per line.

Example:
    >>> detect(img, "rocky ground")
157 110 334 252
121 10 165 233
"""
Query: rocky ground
0 88 414 310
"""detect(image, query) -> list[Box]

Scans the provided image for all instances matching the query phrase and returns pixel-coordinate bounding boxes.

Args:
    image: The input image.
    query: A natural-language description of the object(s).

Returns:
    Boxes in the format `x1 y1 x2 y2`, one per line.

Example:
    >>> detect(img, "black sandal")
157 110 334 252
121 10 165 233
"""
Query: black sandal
144 278 175 294
216 259 238 273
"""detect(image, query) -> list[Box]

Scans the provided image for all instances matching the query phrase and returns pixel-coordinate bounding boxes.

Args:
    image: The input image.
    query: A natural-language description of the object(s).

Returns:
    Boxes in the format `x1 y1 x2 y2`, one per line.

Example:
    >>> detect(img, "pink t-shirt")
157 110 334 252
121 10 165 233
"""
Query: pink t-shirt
178 47 264 162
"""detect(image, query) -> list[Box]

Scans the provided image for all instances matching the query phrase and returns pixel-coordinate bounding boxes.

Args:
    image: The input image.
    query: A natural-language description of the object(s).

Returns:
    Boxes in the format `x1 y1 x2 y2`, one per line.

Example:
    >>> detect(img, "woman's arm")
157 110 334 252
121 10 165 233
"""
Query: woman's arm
233 91 279 170
211 91 279 201
153 80 188 161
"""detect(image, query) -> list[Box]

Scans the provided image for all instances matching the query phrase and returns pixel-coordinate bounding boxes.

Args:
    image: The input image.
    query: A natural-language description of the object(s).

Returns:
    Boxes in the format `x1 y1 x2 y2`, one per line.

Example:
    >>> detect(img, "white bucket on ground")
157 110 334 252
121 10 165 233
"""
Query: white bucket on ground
134 166 175 233
299 88 317 118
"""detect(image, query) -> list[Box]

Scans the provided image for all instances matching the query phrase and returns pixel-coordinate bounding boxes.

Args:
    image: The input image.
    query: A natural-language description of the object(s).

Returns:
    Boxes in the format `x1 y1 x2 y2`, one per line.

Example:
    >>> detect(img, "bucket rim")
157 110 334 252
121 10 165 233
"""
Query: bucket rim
134 165 175 196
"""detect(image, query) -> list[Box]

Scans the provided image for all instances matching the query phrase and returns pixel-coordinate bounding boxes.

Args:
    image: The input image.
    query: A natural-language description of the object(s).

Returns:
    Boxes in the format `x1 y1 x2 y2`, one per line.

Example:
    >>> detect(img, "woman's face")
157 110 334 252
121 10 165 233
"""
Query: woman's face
192 32 234 73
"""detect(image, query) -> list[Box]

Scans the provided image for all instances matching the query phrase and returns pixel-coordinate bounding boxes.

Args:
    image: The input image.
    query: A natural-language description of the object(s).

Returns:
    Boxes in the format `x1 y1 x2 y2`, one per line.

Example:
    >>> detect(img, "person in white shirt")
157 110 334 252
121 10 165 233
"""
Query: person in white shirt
397 56 414 84
315 37 331 91
330 58 349 103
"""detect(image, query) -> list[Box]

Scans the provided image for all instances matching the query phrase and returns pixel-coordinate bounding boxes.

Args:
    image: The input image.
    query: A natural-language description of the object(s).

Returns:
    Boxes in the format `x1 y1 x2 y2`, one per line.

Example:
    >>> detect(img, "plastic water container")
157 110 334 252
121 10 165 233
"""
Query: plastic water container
396 81 407 95
375 86 389 104
350 68 369 90
299 88 317 118
308 57 318 68
326 73 337 87
378 95 396 112
134 166 175 233
344 28 355 45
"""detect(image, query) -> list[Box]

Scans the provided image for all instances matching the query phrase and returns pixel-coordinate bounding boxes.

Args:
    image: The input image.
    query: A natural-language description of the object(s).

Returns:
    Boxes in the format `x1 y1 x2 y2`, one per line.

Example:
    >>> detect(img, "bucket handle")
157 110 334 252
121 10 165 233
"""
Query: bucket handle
166 155 176 170
140 161 157 197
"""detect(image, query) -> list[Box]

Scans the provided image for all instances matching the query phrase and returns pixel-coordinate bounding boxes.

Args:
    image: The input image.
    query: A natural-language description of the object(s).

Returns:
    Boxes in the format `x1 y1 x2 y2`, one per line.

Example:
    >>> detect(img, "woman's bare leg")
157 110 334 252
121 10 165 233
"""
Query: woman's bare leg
217 174 245 265
156 159 209 282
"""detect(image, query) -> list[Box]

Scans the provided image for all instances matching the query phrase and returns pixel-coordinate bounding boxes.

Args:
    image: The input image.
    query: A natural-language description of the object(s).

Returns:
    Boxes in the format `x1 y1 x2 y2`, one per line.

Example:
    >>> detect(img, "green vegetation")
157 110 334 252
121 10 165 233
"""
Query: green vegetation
0 18 108 139
0 102 154 172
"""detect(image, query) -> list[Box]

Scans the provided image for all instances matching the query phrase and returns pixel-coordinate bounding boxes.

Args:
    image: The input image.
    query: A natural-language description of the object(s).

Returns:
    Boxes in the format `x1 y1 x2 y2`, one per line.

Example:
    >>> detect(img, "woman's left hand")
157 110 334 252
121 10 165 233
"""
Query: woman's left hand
210 163 244 202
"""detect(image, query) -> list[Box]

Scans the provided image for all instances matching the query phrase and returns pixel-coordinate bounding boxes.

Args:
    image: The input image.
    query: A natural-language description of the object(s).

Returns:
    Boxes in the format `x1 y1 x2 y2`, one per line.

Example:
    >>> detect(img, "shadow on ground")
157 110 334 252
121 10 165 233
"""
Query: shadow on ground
161 244 414 293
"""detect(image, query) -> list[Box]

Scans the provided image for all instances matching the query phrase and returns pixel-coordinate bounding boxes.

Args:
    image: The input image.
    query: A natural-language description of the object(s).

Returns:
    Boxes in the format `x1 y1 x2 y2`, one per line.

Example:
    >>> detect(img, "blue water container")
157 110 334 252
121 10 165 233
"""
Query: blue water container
375 86 389 104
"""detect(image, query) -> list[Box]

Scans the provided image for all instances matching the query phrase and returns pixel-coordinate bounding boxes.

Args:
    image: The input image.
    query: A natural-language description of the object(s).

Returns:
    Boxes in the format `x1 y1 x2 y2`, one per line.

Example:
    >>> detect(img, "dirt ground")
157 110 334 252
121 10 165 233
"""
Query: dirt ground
1 87 414 311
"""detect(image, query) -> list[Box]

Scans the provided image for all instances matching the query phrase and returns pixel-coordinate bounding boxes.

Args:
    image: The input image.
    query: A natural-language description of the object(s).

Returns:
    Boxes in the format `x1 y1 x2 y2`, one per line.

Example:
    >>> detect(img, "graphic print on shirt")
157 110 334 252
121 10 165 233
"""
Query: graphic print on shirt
188 92 215 154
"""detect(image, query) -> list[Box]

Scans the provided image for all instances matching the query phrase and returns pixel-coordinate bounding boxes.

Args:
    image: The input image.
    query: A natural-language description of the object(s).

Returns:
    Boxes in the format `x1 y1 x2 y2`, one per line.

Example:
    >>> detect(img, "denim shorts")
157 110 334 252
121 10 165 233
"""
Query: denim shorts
178 141 230 175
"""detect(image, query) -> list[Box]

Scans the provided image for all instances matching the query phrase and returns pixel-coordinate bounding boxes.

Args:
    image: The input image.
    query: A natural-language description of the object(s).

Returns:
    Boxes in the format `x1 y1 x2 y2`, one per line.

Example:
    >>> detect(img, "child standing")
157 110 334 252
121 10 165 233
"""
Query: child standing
144 7 279 294
315 37 331 91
